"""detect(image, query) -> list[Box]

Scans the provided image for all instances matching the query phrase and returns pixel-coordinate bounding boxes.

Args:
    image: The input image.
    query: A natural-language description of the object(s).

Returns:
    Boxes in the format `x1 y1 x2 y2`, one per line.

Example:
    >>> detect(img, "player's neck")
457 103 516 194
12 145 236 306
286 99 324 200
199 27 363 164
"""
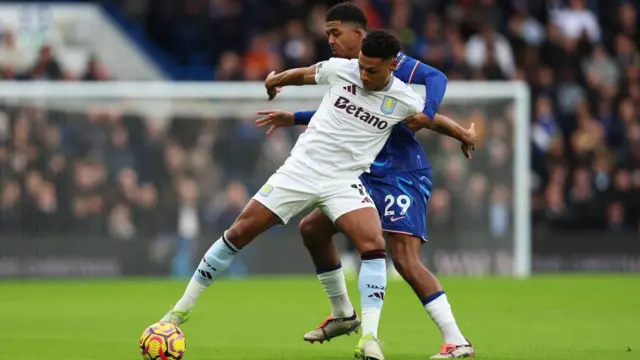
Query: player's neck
372 75 393 92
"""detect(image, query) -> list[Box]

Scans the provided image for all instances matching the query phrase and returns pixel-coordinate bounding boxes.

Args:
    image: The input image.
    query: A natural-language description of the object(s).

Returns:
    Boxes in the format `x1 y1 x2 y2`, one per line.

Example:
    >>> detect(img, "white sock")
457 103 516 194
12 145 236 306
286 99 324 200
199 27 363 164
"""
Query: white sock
174 278 206 312
173 234 239 313
424 293 467 345
317 267 354 318
361 307 381 338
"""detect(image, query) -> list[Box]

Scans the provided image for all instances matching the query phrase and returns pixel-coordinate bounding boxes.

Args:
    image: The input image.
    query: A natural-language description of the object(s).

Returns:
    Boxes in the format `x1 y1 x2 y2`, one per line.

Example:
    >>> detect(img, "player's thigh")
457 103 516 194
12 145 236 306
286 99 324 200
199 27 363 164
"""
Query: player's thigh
319 179 384 252
251 172 317 226
299 208 339 240
227 199 284 247
334 207 385 253
364 171 431 242
387 232 422 264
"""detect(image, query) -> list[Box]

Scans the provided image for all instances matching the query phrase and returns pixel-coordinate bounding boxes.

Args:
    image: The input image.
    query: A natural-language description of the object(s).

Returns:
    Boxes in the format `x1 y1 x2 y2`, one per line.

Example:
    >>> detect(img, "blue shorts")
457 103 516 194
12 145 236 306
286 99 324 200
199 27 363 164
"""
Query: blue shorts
359 169 432 241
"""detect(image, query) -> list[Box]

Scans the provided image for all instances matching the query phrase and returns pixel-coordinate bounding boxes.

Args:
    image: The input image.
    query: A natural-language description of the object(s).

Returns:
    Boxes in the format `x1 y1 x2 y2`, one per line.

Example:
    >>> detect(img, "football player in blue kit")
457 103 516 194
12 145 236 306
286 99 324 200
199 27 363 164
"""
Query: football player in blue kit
255 3 477 359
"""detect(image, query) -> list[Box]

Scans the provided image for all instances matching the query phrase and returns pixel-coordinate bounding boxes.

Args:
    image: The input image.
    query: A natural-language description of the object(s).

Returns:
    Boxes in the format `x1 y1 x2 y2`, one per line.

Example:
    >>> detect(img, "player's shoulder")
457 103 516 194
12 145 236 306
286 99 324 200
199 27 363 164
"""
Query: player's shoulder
396 51 413 67
395 51 419 72
319 57 357 70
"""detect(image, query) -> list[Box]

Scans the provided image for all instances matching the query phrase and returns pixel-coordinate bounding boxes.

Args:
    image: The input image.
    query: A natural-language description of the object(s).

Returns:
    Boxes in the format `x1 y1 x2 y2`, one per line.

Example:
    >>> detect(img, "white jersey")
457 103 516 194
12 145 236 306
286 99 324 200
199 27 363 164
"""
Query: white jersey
284 58 425 178
254 58 424 224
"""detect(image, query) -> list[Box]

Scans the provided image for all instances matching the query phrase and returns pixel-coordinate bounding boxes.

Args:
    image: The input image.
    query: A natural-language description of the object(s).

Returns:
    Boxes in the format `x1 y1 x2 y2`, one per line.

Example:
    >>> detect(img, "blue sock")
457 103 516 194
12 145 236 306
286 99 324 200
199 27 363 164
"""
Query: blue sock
358 251 387 337
421 291 445 306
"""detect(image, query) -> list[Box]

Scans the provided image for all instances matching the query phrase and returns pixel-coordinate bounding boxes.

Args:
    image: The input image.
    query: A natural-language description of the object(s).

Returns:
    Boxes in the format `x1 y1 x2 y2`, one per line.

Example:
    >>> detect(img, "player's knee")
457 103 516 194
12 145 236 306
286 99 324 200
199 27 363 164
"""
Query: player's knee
299 216 330 248
391 250 416 275
390 236 421 274
298 216 316 238
224 221 250 247
225 210 267 247
357 234 386 258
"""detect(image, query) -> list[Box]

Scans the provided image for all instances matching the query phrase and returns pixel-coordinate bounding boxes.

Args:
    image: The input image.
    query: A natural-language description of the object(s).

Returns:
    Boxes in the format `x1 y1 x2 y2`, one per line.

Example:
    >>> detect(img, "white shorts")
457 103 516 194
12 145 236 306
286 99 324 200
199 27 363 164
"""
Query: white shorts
252 164 375 224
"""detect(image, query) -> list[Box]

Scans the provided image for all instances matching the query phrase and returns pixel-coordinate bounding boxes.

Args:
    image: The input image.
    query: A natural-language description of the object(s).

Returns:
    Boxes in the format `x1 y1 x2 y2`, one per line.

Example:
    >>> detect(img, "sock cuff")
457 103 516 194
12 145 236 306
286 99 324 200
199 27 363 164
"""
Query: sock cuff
361 250 386 260
421 291 446 306
222 232 240 252
316 263 343 275
317 268 345 283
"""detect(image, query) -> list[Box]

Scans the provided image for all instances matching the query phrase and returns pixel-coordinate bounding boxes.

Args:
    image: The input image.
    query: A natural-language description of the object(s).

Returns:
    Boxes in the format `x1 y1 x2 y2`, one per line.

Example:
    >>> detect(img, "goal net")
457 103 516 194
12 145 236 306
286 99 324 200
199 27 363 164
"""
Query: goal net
0 81 530 278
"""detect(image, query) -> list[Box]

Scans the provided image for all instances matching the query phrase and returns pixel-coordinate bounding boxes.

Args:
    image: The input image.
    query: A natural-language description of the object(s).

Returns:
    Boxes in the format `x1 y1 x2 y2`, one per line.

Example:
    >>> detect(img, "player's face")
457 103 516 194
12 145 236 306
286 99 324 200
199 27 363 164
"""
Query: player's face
358 53 398 91
325 21 364 59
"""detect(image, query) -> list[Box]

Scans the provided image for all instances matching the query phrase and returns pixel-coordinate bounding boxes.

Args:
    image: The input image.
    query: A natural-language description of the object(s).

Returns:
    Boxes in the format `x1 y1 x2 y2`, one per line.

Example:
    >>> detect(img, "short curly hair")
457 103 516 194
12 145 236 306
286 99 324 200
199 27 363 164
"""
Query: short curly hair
325 2 367 29
361 30 400 60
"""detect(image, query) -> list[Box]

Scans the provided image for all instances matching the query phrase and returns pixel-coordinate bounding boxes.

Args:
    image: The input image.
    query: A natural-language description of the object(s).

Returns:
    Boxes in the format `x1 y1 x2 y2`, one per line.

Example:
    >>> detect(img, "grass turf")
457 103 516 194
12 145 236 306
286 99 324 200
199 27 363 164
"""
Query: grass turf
1 275 638 359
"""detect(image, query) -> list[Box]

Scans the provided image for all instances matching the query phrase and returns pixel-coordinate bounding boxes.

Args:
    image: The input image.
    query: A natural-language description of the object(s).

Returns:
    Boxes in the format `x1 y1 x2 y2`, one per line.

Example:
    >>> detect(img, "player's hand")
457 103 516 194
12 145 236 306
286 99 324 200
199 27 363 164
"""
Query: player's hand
461 123 477 159
256 110 295 135
402 113 431 131
265 71 281 101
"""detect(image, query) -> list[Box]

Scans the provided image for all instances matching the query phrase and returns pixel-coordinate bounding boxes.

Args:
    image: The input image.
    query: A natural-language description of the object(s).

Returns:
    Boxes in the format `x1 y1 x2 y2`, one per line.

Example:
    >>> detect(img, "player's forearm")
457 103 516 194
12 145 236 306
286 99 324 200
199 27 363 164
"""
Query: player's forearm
269 66 316 87
426 113 472 143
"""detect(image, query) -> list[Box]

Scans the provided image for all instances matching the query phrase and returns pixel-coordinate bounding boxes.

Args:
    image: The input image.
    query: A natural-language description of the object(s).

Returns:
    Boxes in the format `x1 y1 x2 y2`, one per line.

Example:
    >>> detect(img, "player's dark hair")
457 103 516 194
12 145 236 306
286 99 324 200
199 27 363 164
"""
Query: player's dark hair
326 2 367 29
361 30 400 60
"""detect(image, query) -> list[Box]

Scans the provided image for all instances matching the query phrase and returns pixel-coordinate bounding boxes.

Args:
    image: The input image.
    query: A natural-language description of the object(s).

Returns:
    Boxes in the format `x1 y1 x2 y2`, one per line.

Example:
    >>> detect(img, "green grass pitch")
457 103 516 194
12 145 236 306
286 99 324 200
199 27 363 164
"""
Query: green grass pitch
2 275 638 360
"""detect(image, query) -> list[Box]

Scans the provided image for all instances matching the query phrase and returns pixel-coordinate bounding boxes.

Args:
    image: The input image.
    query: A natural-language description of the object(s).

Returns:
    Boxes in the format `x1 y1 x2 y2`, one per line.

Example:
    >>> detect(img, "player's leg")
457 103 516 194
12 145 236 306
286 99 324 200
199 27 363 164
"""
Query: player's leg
299 209 360 343
299 208 341 271
162 172 314 326
320 180 387 360
376 169 474 358
334 207 386 360
161 199 282 325
388 233 475 358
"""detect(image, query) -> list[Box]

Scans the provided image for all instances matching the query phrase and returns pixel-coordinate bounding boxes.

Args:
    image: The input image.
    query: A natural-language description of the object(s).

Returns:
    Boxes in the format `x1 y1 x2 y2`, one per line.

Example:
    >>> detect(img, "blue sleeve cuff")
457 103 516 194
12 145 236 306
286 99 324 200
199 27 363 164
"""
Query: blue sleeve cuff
294 110 315 125
423 101 437 120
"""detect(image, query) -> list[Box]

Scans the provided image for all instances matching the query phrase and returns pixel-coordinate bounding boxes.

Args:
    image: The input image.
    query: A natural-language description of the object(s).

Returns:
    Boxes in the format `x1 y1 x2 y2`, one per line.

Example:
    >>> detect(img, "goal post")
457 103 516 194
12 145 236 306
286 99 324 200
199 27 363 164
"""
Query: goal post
0 81 531 278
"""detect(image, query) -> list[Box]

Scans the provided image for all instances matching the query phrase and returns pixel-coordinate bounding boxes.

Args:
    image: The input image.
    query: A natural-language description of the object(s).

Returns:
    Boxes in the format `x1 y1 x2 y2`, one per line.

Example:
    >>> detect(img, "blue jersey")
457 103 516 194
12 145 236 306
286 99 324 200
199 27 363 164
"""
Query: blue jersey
294 52 447 177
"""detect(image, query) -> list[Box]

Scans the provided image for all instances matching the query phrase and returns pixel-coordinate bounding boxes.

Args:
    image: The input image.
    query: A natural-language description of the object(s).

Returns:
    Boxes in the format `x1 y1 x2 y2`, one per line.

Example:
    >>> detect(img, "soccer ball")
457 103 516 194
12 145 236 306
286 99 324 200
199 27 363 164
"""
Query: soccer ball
139 322 186 360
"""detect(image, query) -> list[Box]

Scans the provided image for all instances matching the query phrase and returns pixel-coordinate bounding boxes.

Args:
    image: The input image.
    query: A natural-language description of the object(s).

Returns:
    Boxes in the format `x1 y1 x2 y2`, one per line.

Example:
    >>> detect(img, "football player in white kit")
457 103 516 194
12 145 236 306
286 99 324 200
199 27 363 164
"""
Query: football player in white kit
159 30 424 360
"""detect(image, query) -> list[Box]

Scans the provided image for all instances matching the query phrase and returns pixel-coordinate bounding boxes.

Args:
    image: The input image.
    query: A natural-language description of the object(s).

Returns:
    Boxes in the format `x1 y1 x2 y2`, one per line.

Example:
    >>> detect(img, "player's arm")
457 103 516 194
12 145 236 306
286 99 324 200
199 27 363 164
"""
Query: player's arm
265 66 317 100
424 113 476 146
266 66 317 88
265 58 349 100
396 56 474 146
255 109 315 134
293 110 315 125
394 55 447 121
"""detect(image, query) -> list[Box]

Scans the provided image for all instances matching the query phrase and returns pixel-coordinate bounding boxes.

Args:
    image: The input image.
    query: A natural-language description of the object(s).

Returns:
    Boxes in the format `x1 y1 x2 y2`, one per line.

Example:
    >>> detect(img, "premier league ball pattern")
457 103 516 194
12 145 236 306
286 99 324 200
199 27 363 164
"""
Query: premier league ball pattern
139 322 186 360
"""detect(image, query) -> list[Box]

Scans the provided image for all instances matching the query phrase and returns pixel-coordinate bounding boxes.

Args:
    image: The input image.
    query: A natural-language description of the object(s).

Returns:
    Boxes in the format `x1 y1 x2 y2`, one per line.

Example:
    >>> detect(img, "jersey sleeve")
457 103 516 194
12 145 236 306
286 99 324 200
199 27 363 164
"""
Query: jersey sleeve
293 110 315 125
394 54 447 120
315 57 351 85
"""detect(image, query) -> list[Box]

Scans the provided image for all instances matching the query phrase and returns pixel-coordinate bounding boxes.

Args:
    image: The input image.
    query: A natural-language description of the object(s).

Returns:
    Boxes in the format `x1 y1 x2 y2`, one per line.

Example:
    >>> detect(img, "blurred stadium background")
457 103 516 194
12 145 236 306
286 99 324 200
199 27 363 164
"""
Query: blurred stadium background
1 0 639 278
1 1 639 359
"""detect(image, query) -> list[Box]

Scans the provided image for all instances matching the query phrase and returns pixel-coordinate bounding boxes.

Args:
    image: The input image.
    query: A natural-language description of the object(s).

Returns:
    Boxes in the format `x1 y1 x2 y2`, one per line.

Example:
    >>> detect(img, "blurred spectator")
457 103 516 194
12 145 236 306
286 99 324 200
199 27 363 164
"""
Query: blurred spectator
550 0 601 43
171 177 201 277
82 56 110 81
215 51 243 81
465 23 516 79
2 0 640 249
0 30 31 76
27 45 64 80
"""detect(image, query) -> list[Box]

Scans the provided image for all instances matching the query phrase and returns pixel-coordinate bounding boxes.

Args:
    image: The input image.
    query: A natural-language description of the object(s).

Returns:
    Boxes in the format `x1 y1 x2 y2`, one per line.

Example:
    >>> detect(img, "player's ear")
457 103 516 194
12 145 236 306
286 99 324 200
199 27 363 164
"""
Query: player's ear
389 58 398 71
356 28 366 40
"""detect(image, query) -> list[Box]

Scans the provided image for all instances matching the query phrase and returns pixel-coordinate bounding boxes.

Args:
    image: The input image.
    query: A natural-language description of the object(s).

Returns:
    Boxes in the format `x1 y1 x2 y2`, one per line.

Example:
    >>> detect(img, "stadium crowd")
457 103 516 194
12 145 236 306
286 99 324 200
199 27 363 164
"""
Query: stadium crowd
1 0 639 248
